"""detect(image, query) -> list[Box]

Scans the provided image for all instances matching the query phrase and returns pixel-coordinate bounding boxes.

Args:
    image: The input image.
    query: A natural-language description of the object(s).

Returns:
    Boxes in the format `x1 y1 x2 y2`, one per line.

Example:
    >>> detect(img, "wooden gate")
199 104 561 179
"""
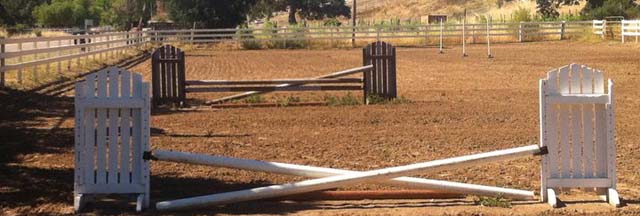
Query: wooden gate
539 64 619 207
152 45 186 105
363 41 397 102
74 67 151 212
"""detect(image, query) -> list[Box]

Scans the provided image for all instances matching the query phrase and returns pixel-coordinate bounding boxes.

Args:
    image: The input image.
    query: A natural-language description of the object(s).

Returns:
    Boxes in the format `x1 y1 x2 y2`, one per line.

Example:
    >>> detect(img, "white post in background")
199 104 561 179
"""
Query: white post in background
32 41 38 83
559 21 566 40
191 22 196 45
486 16 493 58
602 20 607 39
18 43 22 84
519 22 524 42
0 37 5 87
439 18 444 54
462 9 468 57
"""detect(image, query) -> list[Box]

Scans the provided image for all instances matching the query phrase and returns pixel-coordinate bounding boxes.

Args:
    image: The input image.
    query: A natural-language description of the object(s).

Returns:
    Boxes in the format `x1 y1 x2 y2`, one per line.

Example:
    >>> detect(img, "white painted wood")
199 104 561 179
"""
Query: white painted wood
108 67 120 185
570 64 583 178
540 64 618 207
607 188 621 207
152 150 535 199
546 94 609 104
581 67 595 178
156 145 543 210
547 178 611 187
120 72 131 184
74 67 150 212
547 188 558 207
558 66 571 178
593 70 607 178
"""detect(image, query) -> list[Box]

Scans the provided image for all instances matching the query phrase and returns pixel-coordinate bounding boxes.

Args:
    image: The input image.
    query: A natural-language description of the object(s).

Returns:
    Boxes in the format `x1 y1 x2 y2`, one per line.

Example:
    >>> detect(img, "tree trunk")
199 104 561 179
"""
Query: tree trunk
288 3 298 24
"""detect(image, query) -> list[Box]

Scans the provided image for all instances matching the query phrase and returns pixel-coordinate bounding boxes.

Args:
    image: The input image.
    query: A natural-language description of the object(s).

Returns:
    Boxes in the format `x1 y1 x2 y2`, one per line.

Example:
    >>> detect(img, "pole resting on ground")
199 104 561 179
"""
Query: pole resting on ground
154 144 544 211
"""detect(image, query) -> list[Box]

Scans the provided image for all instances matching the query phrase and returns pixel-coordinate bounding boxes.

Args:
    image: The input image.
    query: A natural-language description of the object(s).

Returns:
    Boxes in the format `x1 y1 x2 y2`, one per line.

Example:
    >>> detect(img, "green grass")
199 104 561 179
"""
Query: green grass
324 93 361 106
475 195 512 208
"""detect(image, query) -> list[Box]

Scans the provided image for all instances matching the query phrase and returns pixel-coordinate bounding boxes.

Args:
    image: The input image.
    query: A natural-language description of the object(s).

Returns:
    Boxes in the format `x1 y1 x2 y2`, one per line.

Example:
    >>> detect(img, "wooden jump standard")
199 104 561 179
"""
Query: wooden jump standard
151 42 397 106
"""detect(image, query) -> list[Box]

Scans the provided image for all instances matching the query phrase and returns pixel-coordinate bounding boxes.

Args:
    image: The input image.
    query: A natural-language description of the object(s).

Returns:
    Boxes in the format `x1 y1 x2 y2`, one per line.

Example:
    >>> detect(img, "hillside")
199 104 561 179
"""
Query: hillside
348 0 585 22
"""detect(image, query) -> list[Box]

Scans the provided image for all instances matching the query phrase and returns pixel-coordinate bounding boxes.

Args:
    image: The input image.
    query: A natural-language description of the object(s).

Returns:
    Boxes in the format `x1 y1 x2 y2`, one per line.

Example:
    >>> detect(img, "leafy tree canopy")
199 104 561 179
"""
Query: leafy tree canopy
165 0 256 28
250 0 351 24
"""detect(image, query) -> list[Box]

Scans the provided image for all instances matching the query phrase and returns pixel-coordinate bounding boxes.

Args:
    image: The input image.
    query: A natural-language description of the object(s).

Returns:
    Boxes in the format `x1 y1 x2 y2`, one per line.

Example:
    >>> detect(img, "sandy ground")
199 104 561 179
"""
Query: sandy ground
2 41 640 215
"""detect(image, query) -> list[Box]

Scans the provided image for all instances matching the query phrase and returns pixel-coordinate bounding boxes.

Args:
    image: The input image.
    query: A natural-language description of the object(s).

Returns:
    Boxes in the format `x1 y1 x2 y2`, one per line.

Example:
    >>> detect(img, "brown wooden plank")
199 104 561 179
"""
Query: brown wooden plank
388 45 397 98
188 85 363 93
151 51 160 105
177 49 187 104
186 78 363 85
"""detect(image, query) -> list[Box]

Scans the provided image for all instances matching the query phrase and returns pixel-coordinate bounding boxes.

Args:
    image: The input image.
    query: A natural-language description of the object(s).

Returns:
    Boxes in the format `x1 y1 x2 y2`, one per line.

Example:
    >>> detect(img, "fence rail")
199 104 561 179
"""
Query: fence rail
0 20 635 88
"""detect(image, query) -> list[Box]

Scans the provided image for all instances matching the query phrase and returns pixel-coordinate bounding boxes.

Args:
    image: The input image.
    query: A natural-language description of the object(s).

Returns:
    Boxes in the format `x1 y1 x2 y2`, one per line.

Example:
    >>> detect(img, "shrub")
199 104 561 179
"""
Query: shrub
475 195 512 208
583 0 640 20
325 93 361 106
34 30 43 37
267 23 308 49
237 25 262 50
323 18 342 27
242 95 265 104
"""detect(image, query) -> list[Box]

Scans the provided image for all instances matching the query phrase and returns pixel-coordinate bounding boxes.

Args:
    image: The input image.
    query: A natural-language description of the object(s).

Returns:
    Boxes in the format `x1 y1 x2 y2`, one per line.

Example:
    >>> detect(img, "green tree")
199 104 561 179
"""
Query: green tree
582 0 640 19
536 0 579 18
0 0 48 26
250 0 351 24
165 0 256 28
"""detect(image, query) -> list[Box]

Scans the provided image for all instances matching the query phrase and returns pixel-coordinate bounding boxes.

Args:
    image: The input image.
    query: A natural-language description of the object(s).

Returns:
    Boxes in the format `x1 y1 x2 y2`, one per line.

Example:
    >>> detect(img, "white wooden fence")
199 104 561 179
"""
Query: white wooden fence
621 20 640 43
0 31 149 87
539 63 619 207
0 20 616 88
592 20 606 38
74 67 151 212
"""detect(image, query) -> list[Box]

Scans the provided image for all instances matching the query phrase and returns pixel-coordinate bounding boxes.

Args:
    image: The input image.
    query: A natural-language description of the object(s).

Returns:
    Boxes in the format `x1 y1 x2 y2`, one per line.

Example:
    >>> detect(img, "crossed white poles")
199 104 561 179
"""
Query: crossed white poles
146 144 546 211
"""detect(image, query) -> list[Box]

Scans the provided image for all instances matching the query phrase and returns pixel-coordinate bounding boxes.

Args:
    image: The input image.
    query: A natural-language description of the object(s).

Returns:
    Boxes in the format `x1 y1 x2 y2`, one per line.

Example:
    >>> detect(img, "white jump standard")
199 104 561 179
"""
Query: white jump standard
539 64 620 207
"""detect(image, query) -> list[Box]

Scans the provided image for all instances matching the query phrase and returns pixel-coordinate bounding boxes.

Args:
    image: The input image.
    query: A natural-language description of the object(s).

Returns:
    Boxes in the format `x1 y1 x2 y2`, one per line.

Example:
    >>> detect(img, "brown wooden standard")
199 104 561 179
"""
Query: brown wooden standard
151 45 186 106
363 41 397 102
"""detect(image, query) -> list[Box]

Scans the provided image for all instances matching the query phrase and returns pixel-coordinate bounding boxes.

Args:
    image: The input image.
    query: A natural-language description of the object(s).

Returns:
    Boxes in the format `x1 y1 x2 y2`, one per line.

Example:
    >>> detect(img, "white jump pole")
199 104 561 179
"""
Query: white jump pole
156 145 545 211
486 16 493 58
150 150 535 199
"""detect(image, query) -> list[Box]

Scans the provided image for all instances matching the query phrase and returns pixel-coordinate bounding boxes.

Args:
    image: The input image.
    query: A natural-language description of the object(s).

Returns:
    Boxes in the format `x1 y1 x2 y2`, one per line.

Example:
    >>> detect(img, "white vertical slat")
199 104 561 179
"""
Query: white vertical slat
131 73 143 184
83 73 97 184
120 71 132 184
581 67 595 178
141 82 151 207
570 64 583 178
108 68 120 184
74 82 84 186
539 78 548 201
546 70 559 178
606 79 616 188
593 70 607 178
96 70 108 184
558 65 571 178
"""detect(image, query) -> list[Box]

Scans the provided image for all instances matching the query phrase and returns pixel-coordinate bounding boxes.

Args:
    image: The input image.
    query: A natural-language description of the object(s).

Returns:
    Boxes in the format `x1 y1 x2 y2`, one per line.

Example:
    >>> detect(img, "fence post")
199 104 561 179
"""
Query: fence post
622 21 625 43
424 24 429 47
560 21 566 40
519 22 524 42
376 26 380 41
602 20 607 40
0 37 4 88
